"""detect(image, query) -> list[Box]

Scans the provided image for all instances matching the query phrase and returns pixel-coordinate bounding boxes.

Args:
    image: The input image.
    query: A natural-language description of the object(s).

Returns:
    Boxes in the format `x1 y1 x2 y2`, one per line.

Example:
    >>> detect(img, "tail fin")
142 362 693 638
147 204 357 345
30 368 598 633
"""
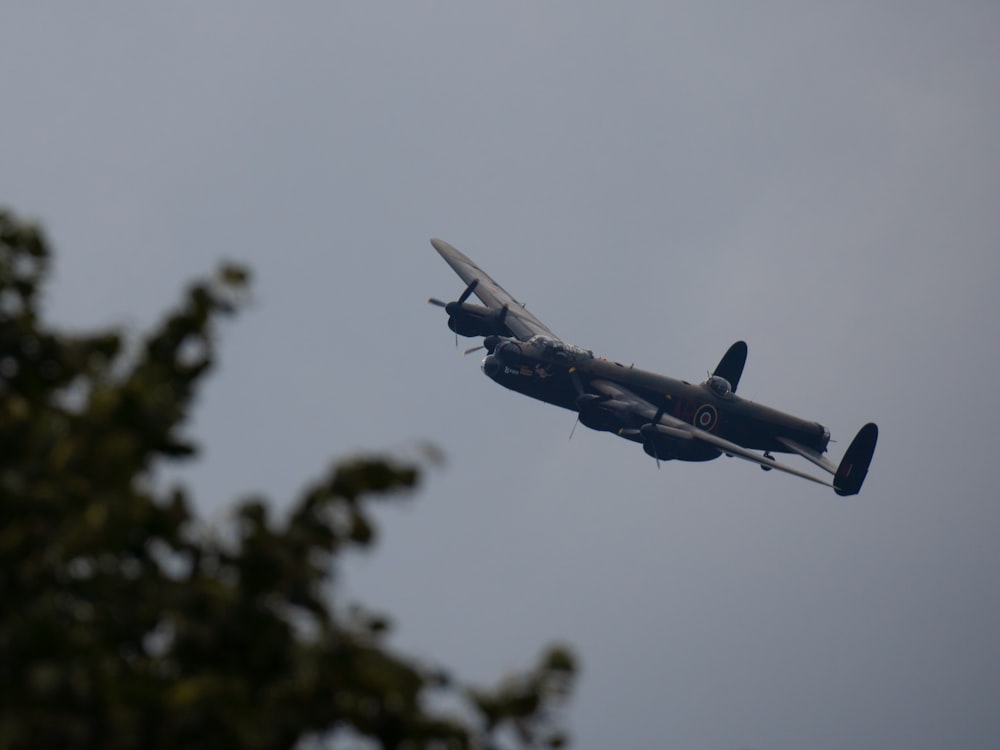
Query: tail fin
713 341 748 392
834 423 878 496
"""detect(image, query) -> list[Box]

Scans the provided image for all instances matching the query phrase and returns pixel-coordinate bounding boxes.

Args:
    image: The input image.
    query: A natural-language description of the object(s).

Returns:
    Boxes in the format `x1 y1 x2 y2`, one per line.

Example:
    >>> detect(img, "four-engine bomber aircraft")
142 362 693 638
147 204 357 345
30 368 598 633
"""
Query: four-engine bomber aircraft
428 239 877 496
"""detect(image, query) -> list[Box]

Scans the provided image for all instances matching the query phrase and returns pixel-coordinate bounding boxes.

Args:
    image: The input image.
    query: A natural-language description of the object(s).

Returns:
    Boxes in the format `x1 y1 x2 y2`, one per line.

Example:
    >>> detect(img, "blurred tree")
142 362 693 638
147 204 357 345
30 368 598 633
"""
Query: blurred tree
0 209 575 750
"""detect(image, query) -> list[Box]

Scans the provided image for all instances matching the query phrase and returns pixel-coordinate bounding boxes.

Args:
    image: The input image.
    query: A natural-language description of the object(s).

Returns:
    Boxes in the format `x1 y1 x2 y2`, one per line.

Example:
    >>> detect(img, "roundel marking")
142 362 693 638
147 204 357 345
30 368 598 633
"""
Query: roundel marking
694 404 718 432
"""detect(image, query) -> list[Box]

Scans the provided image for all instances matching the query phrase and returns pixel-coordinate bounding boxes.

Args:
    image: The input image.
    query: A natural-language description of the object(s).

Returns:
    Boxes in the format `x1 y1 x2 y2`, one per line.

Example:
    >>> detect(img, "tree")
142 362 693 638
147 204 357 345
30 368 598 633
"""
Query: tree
0 209 575 750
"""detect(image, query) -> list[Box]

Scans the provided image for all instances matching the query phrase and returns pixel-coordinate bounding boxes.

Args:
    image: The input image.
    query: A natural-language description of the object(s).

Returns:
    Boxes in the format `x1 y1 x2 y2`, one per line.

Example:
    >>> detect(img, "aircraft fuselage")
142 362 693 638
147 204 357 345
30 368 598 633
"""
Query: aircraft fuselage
481 337 829 460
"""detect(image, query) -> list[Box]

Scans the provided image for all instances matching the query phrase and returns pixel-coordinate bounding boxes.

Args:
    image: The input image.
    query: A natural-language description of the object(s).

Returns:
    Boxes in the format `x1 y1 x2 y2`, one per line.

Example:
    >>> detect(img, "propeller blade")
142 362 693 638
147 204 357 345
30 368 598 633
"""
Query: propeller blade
463 344 485 355
457 278 479 305
428 297 448 308
647 405 666 469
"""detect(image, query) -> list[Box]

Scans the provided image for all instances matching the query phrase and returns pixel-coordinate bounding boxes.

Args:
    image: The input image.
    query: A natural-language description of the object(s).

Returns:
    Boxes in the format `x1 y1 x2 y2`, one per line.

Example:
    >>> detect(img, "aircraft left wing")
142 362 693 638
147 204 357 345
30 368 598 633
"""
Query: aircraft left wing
431 238 559 342
589 379 836 489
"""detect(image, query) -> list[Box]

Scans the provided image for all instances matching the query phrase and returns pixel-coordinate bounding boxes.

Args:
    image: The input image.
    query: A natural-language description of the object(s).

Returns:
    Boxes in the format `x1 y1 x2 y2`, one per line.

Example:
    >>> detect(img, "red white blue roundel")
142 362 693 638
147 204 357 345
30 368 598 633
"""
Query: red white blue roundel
694 404 718 431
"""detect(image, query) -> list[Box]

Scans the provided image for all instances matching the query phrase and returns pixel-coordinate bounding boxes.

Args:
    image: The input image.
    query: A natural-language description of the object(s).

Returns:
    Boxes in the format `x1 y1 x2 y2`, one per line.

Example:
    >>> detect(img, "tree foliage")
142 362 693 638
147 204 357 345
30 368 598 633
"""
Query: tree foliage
0 209 575 750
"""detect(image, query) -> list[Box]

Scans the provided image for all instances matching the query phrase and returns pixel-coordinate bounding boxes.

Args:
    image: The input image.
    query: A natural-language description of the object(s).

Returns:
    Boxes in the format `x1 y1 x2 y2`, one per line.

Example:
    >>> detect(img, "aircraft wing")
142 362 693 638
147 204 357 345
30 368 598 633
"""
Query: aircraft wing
589 379 835 489
431 238 559 342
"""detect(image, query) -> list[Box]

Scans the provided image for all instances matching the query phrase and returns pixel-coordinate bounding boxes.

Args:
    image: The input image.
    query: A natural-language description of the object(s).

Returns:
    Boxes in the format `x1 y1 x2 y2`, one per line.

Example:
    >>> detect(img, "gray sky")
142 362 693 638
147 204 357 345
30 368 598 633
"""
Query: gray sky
4 3 1000 748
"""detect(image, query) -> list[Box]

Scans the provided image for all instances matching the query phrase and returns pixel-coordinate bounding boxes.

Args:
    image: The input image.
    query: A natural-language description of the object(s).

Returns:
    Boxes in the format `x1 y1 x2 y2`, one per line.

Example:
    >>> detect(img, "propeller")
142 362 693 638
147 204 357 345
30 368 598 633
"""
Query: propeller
428 278 480 312
428 279 483 347
463 334 502 356
457 278 479 304
639 405 667 468
427 297 455 342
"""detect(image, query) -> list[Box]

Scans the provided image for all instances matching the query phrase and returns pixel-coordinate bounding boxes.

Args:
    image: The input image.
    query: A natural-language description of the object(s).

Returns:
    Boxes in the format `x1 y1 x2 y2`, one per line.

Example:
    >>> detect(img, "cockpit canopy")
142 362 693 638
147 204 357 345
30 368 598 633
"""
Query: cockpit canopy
527 335 593 363
706 375 734 399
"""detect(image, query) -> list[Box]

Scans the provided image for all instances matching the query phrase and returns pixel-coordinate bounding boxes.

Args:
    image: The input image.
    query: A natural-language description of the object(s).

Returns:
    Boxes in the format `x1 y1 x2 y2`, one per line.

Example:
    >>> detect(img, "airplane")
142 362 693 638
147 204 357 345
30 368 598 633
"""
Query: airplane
427 238 878 496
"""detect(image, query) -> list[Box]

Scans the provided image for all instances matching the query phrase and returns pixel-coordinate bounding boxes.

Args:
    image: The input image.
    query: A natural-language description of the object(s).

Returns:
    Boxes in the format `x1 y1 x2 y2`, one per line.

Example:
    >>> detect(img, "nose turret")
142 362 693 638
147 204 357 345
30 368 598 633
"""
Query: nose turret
481 355 502 379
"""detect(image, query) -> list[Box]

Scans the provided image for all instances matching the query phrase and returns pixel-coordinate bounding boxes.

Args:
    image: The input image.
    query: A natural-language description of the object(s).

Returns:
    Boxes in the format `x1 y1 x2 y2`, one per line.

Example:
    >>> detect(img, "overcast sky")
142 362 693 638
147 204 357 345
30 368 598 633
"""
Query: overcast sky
3 3 1000 748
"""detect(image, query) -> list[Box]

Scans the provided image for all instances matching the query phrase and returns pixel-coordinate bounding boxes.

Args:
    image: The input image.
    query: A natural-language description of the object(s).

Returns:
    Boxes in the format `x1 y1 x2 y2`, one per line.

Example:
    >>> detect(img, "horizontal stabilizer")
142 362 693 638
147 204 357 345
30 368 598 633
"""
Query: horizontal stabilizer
834 423 878 496
777 436 838 475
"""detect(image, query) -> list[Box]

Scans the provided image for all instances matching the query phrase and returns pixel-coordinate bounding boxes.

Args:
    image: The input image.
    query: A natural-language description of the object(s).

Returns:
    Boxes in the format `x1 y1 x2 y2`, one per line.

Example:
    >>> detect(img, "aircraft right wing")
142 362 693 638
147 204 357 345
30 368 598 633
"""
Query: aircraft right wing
431 238 559 342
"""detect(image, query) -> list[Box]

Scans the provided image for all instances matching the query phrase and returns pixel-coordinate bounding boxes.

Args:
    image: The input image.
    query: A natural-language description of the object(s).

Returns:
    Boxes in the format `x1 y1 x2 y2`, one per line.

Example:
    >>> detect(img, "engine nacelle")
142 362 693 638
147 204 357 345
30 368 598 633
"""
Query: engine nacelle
577 399 636 433
481 354 502 379
642 436 721 463
446 302 509 338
